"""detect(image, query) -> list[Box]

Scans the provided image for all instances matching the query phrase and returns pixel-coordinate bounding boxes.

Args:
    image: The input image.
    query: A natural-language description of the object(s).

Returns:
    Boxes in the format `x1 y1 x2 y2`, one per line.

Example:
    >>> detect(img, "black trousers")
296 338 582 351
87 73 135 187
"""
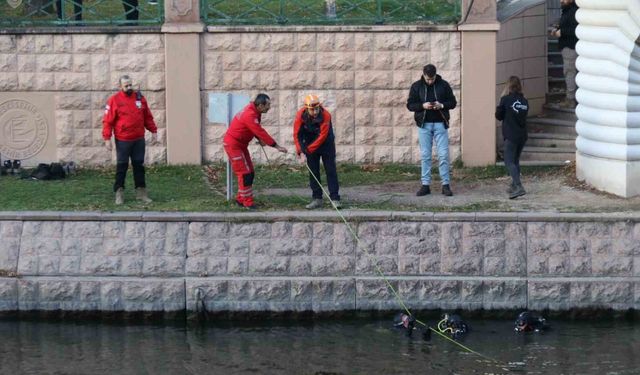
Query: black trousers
504 138 526 186
56 0 83 21
306 141 340 201
123 0 139 21
114 138 146 192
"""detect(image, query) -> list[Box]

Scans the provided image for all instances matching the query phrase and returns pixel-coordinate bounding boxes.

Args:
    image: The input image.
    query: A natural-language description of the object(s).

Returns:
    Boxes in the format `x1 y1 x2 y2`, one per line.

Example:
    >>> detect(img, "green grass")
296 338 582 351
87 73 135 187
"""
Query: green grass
0 163 567 212
0 163 421 212
0 0 163 26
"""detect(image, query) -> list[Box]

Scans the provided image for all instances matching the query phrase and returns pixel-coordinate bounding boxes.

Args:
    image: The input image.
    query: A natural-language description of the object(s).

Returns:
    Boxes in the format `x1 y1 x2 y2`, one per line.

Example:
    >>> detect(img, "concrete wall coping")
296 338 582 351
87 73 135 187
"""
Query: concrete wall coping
457 22 501 31
0 26 162 35
2 211 640 222
205 25 459 33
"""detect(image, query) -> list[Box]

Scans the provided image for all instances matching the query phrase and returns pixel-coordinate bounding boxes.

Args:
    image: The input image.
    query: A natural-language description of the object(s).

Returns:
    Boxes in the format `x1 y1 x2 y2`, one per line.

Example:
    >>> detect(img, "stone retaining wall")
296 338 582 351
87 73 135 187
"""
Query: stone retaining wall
202 30 462 165
0 33 167 166
2 212 638 314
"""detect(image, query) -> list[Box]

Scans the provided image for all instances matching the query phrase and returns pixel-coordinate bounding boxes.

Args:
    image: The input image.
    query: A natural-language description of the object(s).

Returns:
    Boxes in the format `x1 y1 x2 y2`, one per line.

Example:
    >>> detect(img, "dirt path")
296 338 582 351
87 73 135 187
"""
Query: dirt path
262 174 637 212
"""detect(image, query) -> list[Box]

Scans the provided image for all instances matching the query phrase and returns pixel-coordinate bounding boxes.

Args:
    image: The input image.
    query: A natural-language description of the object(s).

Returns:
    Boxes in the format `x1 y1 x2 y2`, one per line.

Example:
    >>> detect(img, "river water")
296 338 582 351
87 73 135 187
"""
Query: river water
0 317 638 374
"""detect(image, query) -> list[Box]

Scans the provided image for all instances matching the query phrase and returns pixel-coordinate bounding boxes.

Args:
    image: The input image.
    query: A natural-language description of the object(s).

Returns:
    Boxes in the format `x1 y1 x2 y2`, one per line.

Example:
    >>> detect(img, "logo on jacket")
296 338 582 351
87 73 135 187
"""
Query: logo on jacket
511 100 528 114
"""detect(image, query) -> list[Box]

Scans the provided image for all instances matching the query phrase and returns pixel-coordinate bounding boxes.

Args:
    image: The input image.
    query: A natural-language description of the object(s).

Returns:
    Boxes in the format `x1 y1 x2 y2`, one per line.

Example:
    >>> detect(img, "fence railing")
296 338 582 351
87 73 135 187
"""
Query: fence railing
0 0 164 27
0 0 462 28
201 0 461 25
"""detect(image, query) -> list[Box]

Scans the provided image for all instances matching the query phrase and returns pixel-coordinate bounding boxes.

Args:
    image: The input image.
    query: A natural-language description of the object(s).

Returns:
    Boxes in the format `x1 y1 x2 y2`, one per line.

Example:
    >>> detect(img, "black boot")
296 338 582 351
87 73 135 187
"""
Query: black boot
416 185 430 196
509 184 526 199
442 184 453 196
506 184 515 194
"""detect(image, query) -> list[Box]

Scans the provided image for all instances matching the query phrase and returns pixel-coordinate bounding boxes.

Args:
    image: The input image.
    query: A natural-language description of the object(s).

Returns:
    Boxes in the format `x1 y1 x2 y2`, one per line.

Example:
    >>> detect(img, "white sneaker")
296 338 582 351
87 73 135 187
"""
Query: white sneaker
305 199 323 209
332 200 342 209
115 188 124 205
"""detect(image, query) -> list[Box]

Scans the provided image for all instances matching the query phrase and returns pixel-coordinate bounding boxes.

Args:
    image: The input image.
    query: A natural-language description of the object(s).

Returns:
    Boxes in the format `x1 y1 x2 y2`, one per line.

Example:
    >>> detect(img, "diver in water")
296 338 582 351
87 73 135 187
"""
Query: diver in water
393 313 431 340
436 313 469 339
514 311 547 333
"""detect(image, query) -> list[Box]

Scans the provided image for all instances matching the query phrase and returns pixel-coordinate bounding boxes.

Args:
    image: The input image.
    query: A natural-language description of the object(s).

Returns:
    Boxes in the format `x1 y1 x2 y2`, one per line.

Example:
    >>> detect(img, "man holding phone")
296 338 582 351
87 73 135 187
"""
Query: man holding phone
406 64 457 196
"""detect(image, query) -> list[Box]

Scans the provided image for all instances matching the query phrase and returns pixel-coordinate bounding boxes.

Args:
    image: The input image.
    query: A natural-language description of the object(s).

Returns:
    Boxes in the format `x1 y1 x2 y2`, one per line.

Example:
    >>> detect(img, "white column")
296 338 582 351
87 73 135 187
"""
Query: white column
575 0 640 197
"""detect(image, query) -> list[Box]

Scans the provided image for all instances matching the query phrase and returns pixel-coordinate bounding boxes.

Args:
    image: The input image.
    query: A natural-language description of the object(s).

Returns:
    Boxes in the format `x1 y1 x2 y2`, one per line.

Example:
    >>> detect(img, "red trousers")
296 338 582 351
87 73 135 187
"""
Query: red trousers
223 142 255 207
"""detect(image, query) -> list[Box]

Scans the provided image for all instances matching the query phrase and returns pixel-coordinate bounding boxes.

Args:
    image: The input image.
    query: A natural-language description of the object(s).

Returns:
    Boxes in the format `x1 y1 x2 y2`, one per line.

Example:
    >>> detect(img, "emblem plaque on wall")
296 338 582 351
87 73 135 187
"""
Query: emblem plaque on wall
0 100 48 160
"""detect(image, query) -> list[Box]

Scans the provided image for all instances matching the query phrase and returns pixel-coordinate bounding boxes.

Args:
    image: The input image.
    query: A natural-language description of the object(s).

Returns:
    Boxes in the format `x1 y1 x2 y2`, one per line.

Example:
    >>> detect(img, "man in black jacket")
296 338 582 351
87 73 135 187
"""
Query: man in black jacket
406 64 457 197
551 0 579 108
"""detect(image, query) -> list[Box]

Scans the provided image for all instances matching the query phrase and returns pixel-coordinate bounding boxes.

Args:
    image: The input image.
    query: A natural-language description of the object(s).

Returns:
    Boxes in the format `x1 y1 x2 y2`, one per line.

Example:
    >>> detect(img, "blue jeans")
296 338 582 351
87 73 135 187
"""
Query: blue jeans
418 122 450 185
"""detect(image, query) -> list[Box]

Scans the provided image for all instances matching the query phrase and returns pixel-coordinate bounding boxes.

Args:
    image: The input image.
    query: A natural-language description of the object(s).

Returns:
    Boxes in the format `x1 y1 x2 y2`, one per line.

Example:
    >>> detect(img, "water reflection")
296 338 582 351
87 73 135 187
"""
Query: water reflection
0 318 638 374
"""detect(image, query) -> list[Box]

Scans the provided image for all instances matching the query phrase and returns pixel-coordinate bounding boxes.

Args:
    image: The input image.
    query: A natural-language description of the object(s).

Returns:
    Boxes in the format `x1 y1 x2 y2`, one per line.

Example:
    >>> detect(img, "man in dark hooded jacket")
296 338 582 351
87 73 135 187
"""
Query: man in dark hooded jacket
551 0 579 108
406 64 457 197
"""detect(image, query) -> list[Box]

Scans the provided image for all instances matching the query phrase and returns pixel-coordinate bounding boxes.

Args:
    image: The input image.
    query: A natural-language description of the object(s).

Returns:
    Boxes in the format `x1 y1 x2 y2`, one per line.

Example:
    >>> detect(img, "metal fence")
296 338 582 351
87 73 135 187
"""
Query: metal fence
201 0 462 26
0 0 164 27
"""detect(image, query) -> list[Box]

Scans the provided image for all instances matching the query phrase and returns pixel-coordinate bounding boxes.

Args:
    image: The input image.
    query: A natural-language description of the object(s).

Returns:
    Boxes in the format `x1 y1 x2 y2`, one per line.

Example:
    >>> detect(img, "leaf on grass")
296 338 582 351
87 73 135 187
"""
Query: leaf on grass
203 165 226 197
361 164 381 172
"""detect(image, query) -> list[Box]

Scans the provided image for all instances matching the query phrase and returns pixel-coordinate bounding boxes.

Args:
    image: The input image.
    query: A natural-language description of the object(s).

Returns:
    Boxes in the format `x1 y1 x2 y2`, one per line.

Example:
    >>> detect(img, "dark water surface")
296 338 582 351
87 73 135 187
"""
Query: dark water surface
0 318 639 375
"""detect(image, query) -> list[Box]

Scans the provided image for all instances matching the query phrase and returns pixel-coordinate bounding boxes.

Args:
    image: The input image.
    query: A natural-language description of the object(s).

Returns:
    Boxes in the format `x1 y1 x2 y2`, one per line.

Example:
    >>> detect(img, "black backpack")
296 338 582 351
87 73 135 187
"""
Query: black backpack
49 163 66 180
30 163 52 180
29 163 66 181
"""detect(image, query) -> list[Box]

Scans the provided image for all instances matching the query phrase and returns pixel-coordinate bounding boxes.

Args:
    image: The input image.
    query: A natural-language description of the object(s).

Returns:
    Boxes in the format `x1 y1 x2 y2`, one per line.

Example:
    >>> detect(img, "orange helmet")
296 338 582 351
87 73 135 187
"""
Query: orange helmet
303 94 321 109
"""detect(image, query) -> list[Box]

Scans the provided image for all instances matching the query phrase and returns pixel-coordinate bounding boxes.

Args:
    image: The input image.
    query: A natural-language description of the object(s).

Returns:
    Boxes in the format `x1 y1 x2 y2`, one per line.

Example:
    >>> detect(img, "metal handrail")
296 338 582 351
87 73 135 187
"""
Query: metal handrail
201 0 461 26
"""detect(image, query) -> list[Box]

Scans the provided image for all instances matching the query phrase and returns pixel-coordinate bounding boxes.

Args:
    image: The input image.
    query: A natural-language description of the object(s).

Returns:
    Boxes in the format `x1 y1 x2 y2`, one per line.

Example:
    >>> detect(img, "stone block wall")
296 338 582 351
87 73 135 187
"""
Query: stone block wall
202 31 462 165
0 34 167 165
1 212 640 314
496 3 547 117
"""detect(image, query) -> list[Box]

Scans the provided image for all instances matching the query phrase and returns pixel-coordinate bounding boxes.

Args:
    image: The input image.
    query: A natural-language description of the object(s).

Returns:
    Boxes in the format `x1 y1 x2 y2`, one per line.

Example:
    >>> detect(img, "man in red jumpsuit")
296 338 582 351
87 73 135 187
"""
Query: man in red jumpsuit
103 75 157 205
223 93 287 209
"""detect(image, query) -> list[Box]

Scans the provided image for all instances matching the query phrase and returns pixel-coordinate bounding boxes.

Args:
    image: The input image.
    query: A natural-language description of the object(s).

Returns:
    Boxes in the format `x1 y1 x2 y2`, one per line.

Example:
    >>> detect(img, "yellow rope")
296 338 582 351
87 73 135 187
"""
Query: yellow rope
260 147 506 367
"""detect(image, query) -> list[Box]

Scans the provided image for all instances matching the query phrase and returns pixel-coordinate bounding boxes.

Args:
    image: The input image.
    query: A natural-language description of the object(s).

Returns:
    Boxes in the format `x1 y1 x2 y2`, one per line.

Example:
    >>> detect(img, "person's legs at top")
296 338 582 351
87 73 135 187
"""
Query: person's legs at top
123 0 139 21
56 0 83 21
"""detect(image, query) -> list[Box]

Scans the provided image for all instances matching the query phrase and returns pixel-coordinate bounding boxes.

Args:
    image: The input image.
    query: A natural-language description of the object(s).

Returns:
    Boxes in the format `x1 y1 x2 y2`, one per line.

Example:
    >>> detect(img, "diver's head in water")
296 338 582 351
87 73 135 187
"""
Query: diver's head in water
515 311 547 333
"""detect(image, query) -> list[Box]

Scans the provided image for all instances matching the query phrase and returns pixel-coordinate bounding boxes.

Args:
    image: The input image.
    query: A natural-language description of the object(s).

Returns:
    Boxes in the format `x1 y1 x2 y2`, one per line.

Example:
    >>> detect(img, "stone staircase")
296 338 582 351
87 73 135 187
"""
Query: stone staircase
519 29 577 166
524 104 576 165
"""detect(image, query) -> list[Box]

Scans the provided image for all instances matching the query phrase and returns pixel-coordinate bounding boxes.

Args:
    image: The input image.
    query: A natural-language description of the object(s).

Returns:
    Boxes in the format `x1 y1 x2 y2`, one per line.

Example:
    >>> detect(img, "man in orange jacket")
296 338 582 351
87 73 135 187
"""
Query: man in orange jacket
223 93 287 210
103 75 157 205
293 94 341 209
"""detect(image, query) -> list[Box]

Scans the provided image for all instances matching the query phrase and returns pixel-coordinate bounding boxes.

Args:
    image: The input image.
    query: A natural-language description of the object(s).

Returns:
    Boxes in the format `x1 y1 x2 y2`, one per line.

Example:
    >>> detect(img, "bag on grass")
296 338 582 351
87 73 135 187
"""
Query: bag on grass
30 163 52 180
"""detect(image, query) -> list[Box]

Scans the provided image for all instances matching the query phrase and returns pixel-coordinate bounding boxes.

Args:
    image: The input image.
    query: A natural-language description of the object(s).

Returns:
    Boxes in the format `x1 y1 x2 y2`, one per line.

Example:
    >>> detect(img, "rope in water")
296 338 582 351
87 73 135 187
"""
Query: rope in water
257 146 504 366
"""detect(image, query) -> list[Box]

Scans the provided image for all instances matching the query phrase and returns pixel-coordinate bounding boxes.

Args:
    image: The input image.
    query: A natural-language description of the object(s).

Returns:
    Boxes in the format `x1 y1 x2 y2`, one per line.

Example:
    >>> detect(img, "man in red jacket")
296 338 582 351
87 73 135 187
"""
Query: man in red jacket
223 93 287 209
293 94 341 209
103 75 157 205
